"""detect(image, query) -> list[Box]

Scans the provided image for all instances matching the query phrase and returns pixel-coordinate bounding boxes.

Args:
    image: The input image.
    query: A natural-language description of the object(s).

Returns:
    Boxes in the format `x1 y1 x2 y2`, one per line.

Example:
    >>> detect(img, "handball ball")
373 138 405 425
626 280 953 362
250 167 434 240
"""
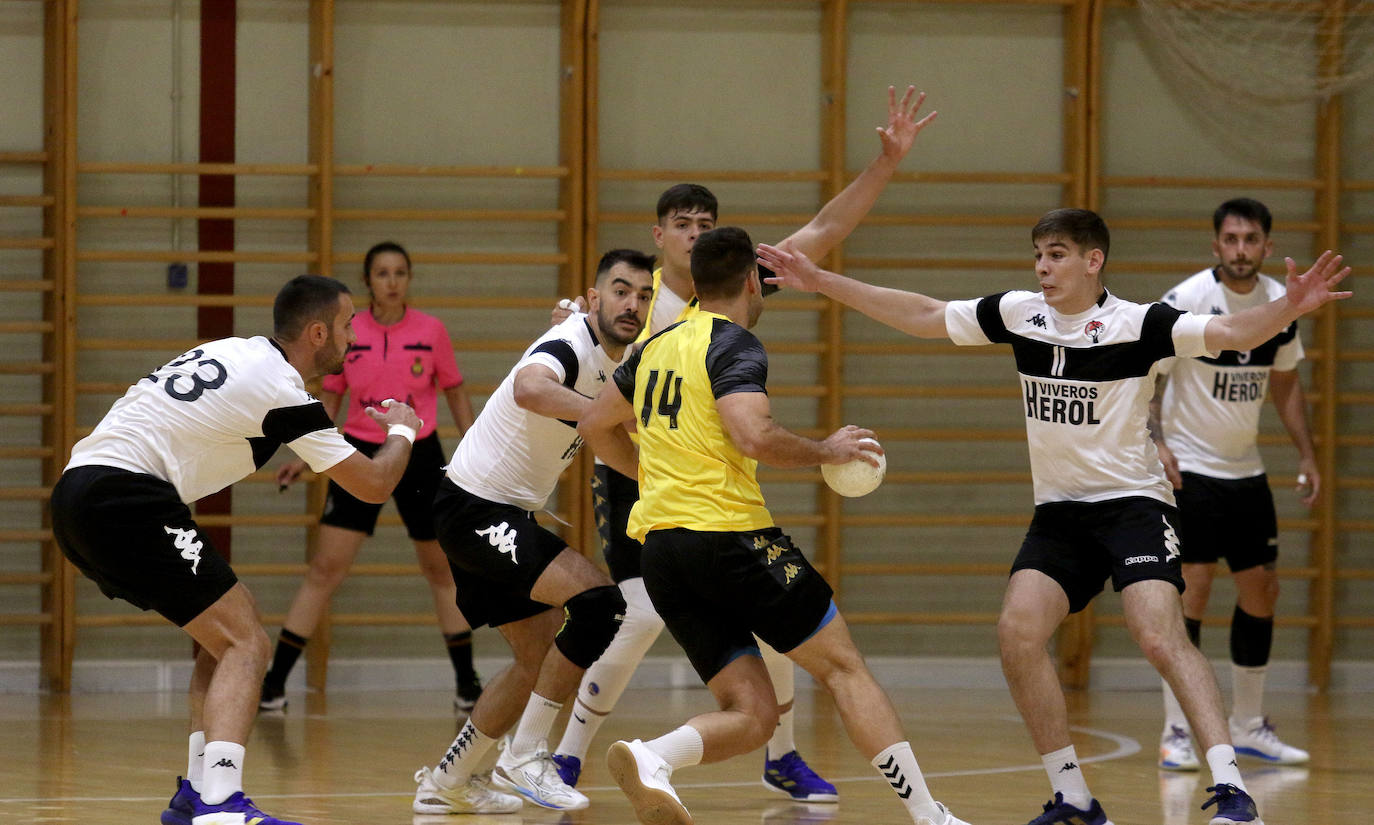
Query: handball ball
821 438 886 497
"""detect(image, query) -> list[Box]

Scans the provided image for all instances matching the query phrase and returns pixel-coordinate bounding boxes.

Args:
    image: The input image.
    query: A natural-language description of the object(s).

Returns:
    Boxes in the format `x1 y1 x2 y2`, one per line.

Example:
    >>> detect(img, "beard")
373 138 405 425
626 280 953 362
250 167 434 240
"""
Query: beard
598 308 642 347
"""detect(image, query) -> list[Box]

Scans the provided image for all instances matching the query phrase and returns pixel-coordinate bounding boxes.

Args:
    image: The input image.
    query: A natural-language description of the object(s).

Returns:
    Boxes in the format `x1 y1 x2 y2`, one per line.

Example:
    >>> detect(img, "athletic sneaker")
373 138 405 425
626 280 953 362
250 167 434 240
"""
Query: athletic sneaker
454 673 483 713
1024 792 1114 825
1159 724 1200 771
552 753 582 787
916 801 973 825
258 678 287 712
190 790 301 825
1229 716 1309 765
411 766 522 814
493 741 589 810
1202 783 1263 825
161 776 197 825
762 751 839 803
607 739 692 825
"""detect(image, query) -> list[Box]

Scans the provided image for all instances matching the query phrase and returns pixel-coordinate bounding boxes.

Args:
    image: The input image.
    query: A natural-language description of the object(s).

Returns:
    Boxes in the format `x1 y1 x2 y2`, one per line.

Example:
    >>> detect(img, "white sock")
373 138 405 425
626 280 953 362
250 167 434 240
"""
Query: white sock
436 719 497 787
557 699 610 762
187 731 206 791
645 725 704 771
1230 663 1268 724
759 638 797 759
557 578 663 761
510 693 562 756
1205 744 1247 791
200 741 245 806
871 742 940 823
1161 678 1190 731
1042 745 1092 810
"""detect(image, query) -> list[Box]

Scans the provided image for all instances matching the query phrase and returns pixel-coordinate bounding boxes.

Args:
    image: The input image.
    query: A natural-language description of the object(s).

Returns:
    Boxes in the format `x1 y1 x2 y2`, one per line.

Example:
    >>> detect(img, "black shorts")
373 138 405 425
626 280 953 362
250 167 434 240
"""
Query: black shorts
592 464 643 582
1175 472 1278 572
1010 497 1186 614
433 478 567 629
641 526 835 684
50 466 239 627
320 431 445 540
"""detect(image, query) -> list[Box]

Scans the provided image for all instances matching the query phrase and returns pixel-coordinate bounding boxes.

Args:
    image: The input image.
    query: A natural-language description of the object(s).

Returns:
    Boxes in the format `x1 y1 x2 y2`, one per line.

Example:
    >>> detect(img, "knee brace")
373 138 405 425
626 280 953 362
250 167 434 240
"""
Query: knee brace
555 584 627 669
1229 606 1273 667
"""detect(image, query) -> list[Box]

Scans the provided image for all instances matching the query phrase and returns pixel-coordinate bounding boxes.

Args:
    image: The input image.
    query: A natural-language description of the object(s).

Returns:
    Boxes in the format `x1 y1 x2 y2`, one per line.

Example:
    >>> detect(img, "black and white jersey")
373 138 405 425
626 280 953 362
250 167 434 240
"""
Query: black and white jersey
1159 269 1303 479
945 290 1215 505
446 313 623 512
66 336 357 504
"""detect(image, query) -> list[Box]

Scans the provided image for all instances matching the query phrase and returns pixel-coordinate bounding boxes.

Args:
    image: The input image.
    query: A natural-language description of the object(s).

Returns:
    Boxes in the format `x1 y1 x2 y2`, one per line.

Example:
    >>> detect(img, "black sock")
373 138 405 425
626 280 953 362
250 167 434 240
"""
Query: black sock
265 629 308 686
445 631 475 681
1230 605 1274 667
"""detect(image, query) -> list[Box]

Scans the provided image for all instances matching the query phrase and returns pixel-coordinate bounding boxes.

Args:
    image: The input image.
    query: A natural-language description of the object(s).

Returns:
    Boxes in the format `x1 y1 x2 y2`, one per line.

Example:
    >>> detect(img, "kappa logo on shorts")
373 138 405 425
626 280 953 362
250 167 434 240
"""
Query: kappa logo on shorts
475 522 519 564
783 562 801 584
1161 515 1181 562
163 526 203 575
1124 555 1160 566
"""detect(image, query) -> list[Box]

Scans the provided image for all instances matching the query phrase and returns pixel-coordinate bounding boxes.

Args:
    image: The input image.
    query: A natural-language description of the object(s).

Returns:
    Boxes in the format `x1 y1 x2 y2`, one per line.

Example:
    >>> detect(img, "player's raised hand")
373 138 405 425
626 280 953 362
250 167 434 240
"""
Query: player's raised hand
365 397 422 433
550 296 586 326
757 243 826 293
1284 250 1352 316
877 85 937 162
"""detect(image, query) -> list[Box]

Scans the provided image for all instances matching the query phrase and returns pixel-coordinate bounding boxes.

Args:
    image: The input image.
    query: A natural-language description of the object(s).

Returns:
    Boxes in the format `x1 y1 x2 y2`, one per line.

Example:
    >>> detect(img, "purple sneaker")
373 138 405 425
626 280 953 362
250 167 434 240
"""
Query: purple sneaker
1202 783 1262 825
1025 792 1113 825
762 751 838 803
161 776 196 825
551 753 582 787
191 791 302 825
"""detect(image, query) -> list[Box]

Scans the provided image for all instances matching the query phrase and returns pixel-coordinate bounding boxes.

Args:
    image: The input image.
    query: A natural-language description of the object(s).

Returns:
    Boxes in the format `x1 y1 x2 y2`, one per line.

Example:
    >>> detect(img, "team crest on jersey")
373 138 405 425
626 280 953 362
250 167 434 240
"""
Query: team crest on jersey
1084 320 1105 343
411 357 424 377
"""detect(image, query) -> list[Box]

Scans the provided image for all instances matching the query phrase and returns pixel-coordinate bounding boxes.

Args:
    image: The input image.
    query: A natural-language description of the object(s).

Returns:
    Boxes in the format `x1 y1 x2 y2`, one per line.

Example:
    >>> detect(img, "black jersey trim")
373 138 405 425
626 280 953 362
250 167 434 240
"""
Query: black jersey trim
1199 319 1295 368
706 317 768 398
401 343 433 351
531 339 579 389
262 402 337 444
976 291 1014 344
1008 302 1182 381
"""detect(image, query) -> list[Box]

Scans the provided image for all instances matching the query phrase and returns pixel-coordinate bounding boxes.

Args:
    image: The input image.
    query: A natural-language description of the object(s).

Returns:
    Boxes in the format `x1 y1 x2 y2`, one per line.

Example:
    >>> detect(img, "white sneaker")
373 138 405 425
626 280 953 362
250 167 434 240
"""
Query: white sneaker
493 741 590 810
1159 724 1200 771
916 801 972 825
412 766 523 814
1230 716 1309 765
607 739 692 825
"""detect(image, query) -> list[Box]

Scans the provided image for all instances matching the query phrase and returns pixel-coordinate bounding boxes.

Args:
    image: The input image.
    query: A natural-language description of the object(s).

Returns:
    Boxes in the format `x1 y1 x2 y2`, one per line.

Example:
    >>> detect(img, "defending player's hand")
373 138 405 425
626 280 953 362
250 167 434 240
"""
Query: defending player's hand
275 460 307 490
877 85 937 162
820 424 883 468
550 296 586 326
1283 250 1352 315
1155 441 1182 490
1296 458 1319 507
365 397 422 433
756 243 825 293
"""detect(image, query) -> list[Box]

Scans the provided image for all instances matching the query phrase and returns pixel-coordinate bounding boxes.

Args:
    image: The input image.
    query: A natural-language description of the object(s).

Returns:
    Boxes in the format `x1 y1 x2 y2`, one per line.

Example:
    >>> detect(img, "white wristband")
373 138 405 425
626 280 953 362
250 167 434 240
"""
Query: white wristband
387 424 417 445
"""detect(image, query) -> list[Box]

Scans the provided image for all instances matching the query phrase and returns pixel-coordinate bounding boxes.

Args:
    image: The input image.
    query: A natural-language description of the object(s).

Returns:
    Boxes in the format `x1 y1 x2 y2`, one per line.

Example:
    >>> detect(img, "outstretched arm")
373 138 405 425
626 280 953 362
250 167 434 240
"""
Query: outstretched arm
717 391 882 469
1204 251 1351 353
778 86 937 261
578 385 639 479
756 243 950 339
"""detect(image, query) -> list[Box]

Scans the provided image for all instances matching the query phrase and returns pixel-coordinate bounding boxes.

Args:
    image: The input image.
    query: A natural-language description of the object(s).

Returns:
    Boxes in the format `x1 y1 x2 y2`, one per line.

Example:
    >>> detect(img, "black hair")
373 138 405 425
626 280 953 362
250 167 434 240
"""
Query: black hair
690 227 756 300
595 249 656 286
1213 198 1272 236
273 275 350 339
362 241 412 287
656 184 718 223
1032 208 1111 263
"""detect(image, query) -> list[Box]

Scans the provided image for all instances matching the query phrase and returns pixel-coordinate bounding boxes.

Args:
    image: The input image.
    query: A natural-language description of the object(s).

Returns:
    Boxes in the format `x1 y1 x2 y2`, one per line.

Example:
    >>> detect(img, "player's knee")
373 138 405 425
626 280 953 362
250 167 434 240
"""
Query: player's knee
1132 626 1172 666
620 582 665 637
555 585 627 669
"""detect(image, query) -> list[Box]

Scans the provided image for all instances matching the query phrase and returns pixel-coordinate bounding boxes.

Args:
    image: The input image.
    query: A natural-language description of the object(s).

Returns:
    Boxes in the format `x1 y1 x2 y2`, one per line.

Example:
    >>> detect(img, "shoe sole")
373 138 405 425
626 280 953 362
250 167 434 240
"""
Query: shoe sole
160 810 191 825
491 767 588 810
258 698 287 712
1157 759 1200 771
760 778 838 803
1234 747 1308 765
608 742 692 825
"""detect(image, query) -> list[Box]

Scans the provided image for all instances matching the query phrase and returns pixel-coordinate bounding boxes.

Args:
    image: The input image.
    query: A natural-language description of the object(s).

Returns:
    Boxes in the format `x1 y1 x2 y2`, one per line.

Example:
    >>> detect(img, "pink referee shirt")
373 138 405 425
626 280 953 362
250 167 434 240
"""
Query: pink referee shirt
322 307 463 443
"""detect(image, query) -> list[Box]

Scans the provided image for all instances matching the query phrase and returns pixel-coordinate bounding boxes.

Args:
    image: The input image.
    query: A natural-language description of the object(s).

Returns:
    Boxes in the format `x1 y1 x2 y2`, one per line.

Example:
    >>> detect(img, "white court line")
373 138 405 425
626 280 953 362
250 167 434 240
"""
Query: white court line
0 721 1139 805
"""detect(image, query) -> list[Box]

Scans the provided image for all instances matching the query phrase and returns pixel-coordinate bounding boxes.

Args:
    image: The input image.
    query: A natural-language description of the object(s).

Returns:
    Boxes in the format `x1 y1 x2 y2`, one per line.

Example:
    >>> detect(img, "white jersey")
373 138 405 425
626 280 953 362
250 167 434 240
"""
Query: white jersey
946 290 1215 505
1158 269 1303 479
66 336 356 503
446 313 622 511
649 280 690 335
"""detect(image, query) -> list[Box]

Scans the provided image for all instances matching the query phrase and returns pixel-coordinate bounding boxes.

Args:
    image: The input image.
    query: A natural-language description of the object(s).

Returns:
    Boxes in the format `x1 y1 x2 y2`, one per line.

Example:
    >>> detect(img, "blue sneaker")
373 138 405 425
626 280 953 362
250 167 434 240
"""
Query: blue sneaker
161 776 196 825
762 751 838 803
1025 792 1114 825
552 753 582 787
190 790 302 825
1202 783 1263 825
